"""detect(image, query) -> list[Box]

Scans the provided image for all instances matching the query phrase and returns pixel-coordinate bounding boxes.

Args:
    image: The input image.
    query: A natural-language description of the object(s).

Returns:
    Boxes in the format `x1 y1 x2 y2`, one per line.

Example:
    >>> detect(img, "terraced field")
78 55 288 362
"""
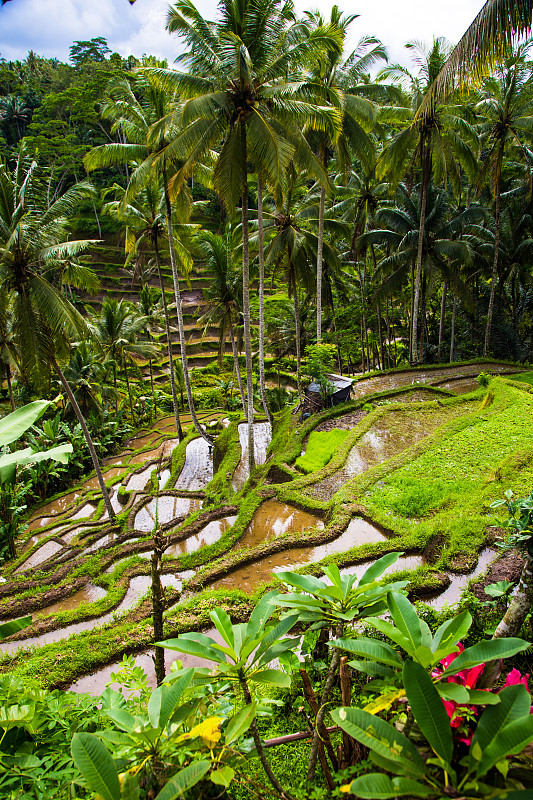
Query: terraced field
0 360 528 692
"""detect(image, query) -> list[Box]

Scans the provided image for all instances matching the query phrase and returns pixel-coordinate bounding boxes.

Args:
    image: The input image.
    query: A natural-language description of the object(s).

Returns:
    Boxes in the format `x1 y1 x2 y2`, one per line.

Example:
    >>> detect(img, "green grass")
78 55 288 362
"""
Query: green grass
508 370 533 386
295 428 350 474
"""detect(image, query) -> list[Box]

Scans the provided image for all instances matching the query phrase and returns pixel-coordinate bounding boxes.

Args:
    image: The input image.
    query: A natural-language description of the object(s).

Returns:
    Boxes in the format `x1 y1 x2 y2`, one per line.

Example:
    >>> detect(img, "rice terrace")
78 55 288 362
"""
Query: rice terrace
2 0 533 797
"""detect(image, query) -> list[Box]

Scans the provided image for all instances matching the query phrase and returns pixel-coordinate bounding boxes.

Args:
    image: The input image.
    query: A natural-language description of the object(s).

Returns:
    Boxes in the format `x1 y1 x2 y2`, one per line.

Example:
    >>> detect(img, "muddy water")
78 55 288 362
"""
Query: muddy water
134 496 203 532
435 377 480 394
69 626 226 695
0 574 183 655
351 362 523 401
340 554 424 581
210 519 385 593
232 422 272 491
425 548 498 608
174 438 213 491
81 467 126 492
127 464 157 492
237 501 324 550
29 491 83 522
158 469 171 490
70 503 96 521
16 540 64 573
130 447 163 465
24 526 68 548
34 584 108 618
166 516 237 557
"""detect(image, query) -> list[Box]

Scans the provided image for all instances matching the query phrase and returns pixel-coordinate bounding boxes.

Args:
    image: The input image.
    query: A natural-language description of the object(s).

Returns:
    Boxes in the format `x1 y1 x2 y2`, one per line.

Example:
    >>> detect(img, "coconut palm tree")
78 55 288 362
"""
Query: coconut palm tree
0 290 18 411
360 183 482 358
420 0 533 115
196 227 246 411
302 5 386 344
154 0 342 473
84 74 207 444
474 41 533 355
103 181 185 438
378 38 478 362
90 298 158 423
0 147 116 520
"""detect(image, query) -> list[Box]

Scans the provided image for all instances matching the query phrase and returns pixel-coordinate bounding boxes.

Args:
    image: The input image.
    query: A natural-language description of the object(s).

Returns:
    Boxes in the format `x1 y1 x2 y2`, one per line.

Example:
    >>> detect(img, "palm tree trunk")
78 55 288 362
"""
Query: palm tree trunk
412 140 430 363
163 181 211 445
293 277 302 399
5 364 14 411
123 354 136 423
229 317 246 413
450 294 457 362
316 184 326 343
153 231 183 441
240 123 255 472
53 359 115 521
257 175 271 423
438 280 447 362
484 179 501 357
482 551 533 687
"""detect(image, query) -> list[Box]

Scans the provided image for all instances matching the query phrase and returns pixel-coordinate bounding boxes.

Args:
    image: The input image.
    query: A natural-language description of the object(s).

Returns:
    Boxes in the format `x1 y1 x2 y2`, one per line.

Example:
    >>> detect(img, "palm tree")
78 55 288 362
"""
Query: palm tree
0 147 116 520
196 227 246 411
261 166 343 395
84 74 206 443
103 180 185 438
90 298 158 423
156 0 342 473
63 340 109 418
420 0 533 115
303 5 386 344
378 38 478 362
0 291 18 411
360 183 481 358
474 41 533 355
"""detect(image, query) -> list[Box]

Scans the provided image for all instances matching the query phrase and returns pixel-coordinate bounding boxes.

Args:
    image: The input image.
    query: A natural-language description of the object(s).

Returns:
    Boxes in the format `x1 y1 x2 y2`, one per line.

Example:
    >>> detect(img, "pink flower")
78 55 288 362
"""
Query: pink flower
504 668 530 692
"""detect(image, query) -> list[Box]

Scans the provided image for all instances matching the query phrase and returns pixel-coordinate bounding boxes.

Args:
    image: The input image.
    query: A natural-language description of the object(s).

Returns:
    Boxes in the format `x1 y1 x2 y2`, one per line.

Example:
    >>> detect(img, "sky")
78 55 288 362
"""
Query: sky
0 0 487 69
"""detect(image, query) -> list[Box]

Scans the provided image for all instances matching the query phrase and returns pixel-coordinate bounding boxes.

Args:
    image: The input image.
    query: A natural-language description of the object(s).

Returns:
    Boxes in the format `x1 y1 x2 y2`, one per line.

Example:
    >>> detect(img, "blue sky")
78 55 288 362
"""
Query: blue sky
0 0 486 68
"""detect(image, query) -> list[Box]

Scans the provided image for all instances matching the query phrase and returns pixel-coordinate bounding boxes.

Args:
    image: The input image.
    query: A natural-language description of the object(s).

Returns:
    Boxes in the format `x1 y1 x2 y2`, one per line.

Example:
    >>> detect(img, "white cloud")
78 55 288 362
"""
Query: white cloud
0 0 486 68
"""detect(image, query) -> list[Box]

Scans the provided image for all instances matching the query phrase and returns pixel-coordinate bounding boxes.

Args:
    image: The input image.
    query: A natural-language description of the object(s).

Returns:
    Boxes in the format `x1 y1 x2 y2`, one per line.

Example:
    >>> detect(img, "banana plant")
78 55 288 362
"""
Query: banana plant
0 400 73 483
273 555 408 782
332 591 530 709
332 661 533 799
0 400 72 558
158 591 300 800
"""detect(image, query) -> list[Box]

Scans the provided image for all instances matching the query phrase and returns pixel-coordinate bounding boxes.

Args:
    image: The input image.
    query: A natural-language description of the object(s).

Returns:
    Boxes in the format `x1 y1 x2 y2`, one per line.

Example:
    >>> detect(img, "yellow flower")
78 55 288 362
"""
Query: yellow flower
180 717 223 748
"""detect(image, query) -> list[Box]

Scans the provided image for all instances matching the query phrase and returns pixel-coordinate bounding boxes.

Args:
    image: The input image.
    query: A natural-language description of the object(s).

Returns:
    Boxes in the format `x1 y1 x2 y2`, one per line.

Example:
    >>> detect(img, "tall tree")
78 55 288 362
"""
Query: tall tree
159 0 342 472
474 42 533 355
0 148 115 521
378 38 478 361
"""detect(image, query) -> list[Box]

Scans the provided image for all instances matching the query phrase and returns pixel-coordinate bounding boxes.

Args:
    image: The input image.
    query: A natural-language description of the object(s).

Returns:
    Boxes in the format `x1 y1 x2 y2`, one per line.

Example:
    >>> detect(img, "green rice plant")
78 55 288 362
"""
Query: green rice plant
295 429 350 474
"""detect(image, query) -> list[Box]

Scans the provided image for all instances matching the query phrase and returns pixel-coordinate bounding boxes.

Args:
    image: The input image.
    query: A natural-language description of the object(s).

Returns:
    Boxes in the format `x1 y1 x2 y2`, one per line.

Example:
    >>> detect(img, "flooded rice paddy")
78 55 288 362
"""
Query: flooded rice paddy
1 361 512 688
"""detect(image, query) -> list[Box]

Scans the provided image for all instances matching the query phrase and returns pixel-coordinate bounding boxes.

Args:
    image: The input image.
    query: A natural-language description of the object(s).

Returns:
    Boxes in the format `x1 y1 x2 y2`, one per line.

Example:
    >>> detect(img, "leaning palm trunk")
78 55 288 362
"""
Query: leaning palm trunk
482 551 533 687
153 231 183 441
240 124 255 473
257 176 271 423
164 185 211 445
316 185 326 343
123 354 136 423
229 317 246 412
484 179 501 357
53 359 115 522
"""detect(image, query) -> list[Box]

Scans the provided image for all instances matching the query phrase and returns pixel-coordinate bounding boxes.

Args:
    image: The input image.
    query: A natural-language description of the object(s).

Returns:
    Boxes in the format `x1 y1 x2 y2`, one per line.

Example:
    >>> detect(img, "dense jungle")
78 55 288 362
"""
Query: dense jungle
2 0 533 797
